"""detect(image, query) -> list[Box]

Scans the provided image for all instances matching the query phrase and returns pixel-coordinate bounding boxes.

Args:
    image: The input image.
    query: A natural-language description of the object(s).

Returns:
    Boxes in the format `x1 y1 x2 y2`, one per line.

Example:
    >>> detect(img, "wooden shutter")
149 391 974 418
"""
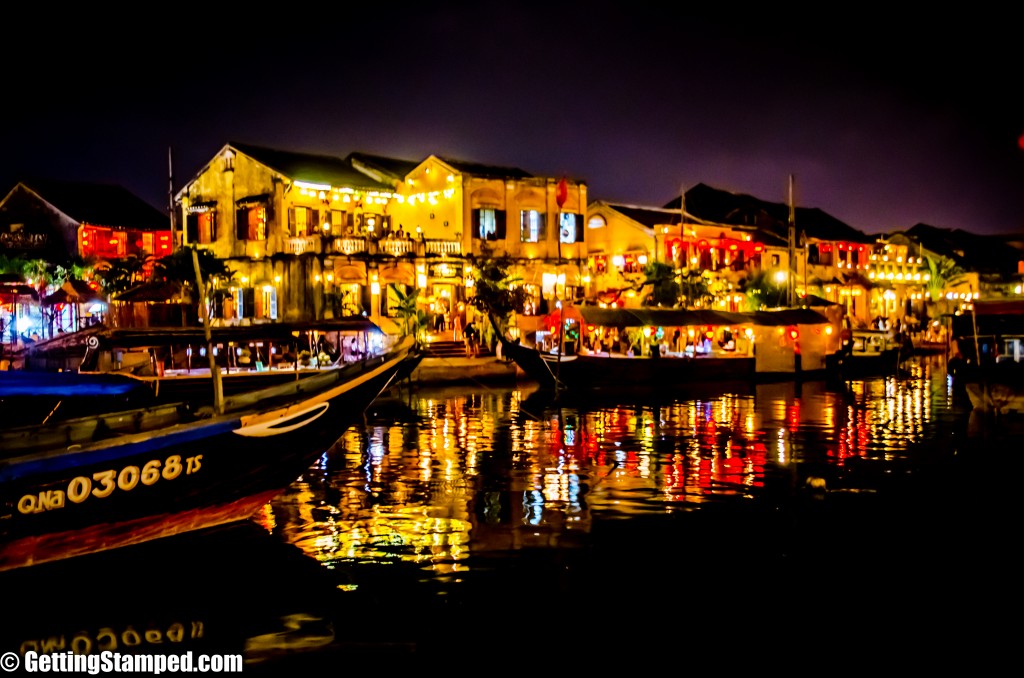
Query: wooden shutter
471 209 481 239
495 210 506 239
288 208 295 236
236 208 248 241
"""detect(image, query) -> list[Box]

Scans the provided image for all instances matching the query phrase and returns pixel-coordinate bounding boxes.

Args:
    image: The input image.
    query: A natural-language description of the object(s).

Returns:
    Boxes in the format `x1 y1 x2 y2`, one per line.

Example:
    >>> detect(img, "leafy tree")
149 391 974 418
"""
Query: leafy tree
152 247 231 289
467 256 531 338
739 270 787 310
679 268 712 308
639 261 681 307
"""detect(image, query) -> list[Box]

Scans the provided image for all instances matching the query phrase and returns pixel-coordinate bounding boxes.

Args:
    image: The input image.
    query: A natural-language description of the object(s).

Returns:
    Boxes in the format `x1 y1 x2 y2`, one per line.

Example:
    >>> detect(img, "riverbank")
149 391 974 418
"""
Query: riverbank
403 355 520 386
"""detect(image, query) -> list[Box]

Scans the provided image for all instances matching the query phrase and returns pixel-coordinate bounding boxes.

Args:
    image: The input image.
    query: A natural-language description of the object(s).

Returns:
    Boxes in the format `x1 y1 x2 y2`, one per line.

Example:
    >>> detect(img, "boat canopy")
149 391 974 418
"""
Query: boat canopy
576 306 826 328
88 318 384 349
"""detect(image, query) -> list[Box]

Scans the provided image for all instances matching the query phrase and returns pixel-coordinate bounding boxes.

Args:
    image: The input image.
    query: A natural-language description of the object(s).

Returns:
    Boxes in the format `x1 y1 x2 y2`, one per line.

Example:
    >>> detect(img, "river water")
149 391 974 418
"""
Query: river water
3 354 1018 671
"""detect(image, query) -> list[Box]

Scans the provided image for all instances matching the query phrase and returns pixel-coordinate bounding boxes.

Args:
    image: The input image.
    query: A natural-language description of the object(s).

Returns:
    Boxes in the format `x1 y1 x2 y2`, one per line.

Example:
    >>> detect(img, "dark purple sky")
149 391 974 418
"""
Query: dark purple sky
4 8 1023 237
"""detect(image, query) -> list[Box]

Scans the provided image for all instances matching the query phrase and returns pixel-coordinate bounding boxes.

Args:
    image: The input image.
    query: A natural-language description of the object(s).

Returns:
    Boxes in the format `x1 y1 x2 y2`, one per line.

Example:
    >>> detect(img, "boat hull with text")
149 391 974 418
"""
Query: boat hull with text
0 336 416 571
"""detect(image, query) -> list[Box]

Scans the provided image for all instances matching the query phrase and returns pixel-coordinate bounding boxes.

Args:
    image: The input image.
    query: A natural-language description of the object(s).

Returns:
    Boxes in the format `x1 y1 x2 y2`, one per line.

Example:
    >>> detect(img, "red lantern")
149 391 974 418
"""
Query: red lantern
556 178 568 208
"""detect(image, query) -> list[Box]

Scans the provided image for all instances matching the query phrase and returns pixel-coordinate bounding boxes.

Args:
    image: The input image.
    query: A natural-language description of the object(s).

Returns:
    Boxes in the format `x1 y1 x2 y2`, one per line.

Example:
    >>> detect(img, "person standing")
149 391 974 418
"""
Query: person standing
464 320 478 358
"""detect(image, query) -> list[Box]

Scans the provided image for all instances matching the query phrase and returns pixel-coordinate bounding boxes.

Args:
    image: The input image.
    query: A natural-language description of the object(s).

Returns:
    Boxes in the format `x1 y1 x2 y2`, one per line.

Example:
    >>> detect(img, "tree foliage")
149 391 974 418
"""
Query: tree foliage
391 285 429 346
740 270 787 310
467 256 531 336
152 247 232 288
639 261 681 307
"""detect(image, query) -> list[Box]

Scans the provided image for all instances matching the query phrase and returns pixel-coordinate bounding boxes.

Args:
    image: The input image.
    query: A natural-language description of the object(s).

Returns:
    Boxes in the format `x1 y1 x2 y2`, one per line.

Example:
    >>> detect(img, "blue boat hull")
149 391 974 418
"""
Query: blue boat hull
0 338 415 570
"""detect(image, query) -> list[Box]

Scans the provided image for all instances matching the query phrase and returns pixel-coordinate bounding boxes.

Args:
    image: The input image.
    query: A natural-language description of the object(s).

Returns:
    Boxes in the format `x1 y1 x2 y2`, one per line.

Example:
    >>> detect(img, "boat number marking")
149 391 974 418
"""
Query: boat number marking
16 455 203 515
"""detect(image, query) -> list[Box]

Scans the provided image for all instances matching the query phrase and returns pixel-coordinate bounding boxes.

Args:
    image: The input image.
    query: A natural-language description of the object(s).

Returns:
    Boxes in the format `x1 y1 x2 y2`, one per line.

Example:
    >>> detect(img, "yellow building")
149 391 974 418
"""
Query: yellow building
175 143 588 334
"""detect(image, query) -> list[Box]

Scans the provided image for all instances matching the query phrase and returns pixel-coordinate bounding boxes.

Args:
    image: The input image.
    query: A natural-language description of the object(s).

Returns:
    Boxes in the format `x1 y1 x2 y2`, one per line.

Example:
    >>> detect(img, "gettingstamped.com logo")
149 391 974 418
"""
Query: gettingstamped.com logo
2 651 243 674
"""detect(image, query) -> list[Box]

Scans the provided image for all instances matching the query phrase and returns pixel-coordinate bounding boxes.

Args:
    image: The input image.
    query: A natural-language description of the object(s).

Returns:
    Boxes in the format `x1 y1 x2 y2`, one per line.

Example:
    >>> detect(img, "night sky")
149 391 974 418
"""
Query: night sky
4 7 1023 237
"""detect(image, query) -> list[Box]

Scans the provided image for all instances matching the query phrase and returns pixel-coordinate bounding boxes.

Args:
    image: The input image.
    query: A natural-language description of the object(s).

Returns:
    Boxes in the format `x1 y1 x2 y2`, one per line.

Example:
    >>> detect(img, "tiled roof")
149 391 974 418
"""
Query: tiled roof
664 183 873 244
600 201 788 247
228 142 394 191
435 157 533 180
17 179 169 230
346 152 421 181
604 204 682 229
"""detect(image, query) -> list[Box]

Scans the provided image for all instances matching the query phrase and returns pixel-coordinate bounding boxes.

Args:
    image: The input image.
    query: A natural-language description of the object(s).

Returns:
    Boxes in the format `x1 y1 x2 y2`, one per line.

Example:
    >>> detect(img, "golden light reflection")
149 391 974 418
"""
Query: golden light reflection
267 368 944 582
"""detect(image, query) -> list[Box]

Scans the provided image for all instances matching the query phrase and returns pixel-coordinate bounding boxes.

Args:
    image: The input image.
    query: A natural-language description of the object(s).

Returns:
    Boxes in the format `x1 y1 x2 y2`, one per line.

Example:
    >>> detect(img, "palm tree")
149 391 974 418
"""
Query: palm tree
392 286 428 346
923 254 965 309
94 253 157 297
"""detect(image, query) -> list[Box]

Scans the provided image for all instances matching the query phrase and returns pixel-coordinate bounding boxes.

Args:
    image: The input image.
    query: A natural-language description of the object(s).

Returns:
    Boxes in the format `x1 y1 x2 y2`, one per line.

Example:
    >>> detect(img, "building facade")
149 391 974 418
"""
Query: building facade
174 143 588 334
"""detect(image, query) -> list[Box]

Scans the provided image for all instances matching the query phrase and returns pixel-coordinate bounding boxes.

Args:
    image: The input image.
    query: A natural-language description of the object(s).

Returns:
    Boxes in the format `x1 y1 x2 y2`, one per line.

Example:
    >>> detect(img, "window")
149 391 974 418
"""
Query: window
559 213 583 243
472 208 506 240
771 254 781 267
288 207 319 237
520 210 545 243
255 285 278 320
330 210 346 236
186 210 217 244
587 215 606 230
236 206 267 241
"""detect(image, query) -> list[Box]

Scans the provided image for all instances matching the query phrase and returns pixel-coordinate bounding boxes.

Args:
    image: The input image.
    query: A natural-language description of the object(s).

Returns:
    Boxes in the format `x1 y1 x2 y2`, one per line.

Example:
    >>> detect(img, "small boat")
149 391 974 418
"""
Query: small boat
500 305 840 393
832 327 912 377
948 299 1024 414
0 335 417 571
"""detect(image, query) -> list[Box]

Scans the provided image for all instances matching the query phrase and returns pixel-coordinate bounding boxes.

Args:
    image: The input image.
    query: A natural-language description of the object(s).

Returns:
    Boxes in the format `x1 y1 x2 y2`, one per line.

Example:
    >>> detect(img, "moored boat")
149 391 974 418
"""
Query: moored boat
948 299 1024 414
0 335 417 571
500 305 841 393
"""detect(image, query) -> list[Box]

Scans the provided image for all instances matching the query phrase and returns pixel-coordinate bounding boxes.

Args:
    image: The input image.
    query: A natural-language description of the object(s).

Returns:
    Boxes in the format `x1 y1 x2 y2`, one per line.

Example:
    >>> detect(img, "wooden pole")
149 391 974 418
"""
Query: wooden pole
192 247 223 414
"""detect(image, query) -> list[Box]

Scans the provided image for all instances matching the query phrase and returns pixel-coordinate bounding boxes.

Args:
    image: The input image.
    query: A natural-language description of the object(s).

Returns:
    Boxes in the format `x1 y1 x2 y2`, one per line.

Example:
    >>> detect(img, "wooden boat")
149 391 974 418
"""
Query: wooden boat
20 317 401 407
501 305 840 393
832 327 912 377
948 299 1024 414
0 335 417 571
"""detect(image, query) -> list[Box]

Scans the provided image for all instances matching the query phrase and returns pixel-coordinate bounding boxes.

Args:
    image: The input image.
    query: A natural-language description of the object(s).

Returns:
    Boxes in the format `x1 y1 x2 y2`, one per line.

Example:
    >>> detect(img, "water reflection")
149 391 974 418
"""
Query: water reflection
263 355 973 585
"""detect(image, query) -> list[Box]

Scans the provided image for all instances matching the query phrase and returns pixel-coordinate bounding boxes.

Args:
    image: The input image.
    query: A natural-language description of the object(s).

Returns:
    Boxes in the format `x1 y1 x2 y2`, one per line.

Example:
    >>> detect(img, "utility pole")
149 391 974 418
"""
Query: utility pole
787 175 797 307
168 147 176 250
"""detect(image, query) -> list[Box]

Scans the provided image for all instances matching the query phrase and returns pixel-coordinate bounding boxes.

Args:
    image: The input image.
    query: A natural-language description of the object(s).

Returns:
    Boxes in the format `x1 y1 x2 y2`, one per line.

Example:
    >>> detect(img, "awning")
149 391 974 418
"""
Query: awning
43 280 103 306
235 193 271 208
378 262 415 286
0 284 39 302
186 200 217 214
334 261 367 284
577 306 748 328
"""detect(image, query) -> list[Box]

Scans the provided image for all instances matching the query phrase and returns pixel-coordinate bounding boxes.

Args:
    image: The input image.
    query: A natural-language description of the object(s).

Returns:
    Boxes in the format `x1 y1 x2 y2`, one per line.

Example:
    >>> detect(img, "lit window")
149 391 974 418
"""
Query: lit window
520 210 545 243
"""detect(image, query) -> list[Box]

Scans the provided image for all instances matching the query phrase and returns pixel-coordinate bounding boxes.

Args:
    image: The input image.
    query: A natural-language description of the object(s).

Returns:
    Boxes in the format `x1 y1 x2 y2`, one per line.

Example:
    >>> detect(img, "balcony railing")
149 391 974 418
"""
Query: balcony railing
378 239 415 257
332 237 368 255
284 236 321 255
327 236 462 258
426 239 462 257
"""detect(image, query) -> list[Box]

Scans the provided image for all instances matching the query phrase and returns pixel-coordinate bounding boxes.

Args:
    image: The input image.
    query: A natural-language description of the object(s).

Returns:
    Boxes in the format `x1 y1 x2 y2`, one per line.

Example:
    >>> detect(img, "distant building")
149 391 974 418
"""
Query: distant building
0 179 172 263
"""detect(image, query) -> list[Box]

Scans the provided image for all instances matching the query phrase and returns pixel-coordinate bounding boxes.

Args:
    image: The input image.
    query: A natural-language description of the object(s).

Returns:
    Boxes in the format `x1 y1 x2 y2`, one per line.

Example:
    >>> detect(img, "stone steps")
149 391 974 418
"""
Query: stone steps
423 340 494 358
